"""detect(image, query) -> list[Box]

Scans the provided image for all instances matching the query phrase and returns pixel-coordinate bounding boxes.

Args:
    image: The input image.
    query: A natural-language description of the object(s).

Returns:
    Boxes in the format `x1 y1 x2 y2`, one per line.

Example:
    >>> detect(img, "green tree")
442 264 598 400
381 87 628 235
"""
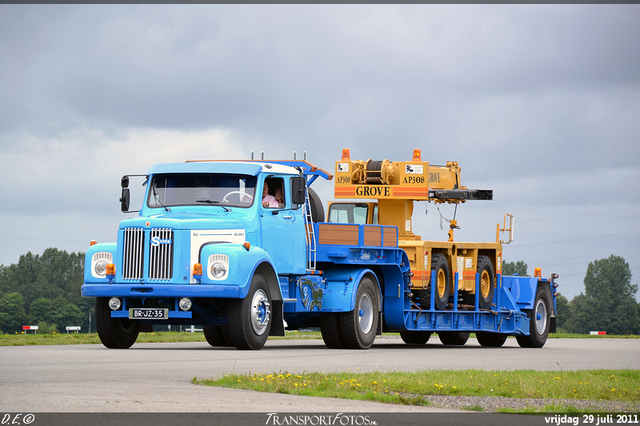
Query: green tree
51 296 84 328
568 255 639 335
0 292 28 333
502 260 529 277
28 296 84 329
564 293 594 334
554 293 570 331
28 297 55 324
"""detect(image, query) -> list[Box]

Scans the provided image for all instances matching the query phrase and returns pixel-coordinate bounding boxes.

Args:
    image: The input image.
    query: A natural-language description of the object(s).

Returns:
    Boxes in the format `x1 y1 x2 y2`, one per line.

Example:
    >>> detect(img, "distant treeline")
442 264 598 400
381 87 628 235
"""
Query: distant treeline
1 249 639 335
0 249 90 334
503 255 640 335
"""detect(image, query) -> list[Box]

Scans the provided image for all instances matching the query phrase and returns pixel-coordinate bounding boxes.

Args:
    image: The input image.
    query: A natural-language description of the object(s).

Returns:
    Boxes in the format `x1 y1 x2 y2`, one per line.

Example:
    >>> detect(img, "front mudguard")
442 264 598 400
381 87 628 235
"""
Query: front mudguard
197 243 280 300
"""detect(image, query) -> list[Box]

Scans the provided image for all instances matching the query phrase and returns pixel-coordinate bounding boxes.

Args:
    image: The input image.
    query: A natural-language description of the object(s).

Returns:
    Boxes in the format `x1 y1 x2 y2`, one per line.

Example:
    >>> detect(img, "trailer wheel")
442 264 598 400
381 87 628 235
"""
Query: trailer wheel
476 332 508 347
400 331 432 345
516 285 551 348
203 324 231 347
228 274 272 350
431 253 450 310
339 276 379 349
477 256 495 309
95 297 140 349
320 313 344 349
438 331 469 346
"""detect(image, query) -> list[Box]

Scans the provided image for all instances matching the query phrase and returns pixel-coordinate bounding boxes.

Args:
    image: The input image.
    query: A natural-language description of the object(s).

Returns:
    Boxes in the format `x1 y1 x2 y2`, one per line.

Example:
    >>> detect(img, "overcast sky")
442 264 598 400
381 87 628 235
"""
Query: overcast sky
1 4 639 301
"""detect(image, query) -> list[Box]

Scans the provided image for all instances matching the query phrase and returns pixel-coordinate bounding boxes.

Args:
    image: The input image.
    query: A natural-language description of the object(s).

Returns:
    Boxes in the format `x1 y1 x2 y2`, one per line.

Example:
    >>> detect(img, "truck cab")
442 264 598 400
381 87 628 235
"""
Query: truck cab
83 161 317 349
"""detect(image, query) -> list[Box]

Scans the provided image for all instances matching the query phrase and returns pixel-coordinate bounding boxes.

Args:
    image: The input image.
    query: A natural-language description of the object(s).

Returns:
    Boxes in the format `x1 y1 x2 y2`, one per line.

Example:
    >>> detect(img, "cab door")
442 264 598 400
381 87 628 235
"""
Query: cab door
259 176 306 274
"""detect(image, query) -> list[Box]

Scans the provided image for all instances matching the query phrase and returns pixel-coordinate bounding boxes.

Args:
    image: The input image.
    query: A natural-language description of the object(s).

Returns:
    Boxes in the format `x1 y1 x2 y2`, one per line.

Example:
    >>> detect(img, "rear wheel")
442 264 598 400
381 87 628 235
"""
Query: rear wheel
476 332 508 347
320 313 344 349
339 276 379 349
203 324 231 347
430 253 450 311
95 297 140 349
400 331 432 345
438 331 469 346
516 285 551 348
228 274 272 350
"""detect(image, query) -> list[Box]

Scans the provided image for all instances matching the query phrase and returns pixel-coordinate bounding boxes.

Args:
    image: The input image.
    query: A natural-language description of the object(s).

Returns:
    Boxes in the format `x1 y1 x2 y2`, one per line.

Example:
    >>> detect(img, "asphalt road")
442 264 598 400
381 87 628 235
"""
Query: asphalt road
1 336 638 413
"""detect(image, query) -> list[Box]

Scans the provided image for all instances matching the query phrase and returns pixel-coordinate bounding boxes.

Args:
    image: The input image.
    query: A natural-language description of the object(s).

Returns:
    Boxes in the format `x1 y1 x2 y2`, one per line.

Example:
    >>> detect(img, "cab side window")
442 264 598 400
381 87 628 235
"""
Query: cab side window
262 177 285 208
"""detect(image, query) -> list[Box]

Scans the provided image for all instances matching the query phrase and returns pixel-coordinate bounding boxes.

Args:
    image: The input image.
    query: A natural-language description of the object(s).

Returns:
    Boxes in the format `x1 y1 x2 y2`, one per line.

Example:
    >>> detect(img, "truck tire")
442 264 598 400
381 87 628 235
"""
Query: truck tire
400 331 432 345
95 297 140 349
228 274 272 350
308 187 324 223
516 285 551 348
431 253 450 311
477 256 495 309
339 276 379 349
476 332 508 347
203 324 231 347
320 313 344 349
438 331 469 346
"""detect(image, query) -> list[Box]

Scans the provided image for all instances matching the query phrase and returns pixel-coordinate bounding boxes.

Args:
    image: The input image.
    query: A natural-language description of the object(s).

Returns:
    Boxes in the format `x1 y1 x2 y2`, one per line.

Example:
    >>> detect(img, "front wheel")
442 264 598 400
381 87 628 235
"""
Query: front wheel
95 297 140 349
339 276 380 349
516 285 551 348
228 274 272 350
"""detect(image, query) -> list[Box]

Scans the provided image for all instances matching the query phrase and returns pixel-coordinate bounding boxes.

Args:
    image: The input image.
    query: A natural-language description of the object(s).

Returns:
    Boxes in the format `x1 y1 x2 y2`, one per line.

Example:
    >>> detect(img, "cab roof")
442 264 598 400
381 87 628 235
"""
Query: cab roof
146 161 298 176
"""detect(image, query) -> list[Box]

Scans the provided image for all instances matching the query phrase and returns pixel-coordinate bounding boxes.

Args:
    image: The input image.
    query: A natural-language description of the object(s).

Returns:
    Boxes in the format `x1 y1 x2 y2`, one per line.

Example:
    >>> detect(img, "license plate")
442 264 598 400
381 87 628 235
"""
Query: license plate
129 308 168 320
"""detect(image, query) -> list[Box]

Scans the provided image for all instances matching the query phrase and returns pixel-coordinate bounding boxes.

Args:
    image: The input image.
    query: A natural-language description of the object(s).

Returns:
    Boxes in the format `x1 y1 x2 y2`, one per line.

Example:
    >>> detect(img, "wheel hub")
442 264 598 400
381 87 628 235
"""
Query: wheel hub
250 289 270 336
534 298 547 335
358 293 373 334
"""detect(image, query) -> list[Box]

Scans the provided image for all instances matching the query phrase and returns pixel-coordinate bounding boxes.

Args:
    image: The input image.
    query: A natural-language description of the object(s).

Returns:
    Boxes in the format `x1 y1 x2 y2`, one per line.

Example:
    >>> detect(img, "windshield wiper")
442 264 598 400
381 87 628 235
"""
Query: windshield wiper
196 200 231 212
152 186 170 212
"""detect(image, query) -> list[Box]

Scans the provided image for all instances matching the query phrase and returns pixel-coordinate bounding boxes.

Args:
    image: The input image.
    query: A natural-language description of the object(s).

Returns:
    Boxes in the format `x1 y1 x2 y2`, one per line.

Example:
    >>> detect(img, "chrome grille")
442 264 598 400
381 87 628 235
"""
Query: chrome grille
122 227 174 281
122 228 145 280
149 228 173 280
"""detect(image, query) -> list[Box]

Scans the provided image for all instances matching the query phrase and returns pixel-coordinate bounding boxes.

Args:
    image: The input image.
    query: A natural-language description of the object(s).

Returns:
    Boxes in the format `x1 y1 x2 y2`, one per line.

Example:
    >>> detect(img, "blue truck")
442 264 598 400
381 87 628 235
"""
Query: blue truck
82 151 558 350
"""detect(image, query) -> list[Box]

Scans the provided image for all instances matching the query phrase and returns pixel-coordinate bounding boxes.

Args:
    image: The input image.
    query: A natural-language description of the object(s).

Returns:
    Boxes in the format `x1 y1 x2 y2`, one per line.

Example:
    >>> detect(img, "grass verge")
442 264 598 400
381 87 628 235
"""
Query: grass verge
194 369 640 413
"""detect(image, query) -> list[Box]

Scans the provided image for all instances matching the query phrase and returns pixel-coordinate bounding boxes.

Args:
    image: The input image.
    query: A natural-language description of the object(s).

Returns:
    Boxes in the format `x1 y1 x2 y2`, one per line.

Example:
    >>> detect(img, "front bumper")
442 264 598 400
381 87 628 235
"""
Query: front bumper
81 283 241 299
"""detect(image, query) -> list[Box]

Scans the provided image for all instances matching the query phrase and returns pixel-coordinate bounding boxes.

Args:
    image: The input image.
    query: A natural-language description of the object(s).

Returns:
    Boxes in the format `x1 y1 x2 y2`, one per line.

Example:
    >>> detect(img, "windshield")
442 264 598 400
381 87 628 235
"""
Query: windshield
328 203 370 224
147 173 257 208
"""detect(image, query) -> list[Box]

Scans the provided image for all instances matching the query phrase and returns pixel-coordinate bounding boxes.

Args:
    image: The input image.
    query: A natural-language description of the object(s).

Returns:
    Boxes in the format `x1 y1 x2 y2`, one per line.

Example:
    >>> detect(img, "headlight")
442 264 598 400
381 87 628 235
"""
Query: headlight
92 252 113 278
207 254 229 280
94 259 108 276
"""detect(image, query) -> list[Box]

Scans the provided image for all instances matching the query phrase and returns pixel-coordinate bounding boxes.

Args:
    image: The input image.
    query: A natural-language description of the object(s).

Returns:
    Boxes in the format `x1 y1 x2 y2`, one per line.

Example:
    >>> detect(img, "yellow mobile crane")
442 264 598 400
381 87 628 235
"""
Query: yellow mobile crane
331 148 514 314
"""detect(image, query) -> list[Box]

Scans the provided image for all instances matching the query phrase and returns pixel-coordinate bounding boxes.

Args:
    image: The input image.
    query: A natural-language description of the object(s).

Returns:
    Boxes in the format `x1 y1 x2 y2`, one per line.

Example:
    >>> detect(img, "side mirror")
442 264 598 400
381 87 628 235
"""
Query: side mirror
120 176 130 212
291 177 306 205
120 188 130 212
